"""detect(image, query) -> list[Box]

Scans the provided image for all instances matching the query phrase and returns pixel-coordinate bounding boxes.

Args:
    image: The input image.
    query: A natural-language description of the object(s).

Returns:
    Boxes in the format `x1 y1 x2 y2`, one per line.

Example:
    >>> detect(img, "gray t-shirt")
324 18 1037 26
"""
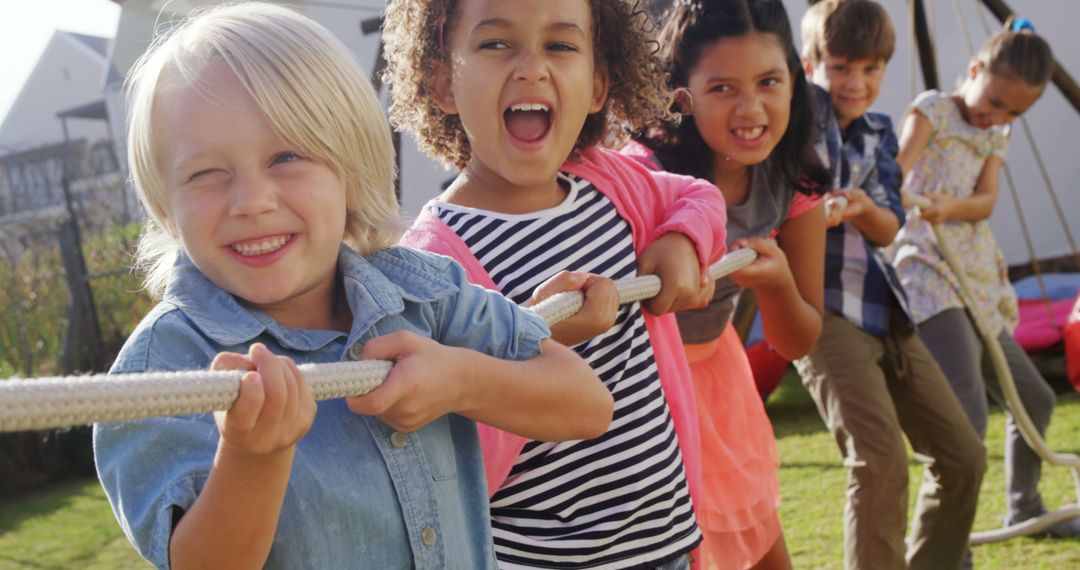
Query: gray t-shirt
676 162 796 344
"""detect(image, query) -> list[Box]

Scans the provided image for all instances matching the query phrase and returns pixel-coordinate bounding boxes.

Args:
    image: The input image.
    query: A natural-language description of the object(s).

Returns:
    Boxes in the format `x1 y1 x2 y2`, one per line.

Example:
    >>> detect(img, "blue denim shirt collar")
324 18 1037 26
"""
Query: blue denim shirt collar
162 246 459 352
844 111 888 140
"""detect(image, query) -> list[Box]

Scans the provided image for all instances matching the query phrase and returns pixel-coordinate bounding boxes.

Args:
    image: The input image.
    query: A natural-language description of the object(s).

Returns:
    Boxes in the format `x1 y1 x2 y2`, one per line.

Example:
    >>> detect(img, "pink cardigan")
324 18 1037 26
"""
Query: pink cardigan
400 146 727 505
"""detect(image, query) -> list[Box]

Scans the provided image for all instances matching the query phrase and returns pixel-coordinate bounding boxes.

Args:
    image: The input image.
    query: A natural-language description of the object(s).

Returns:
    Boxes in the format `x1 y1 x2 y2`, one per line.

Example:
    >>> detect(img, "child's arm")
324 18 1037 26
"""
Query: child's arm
347 332 611 441
637 232 717 315
831 115 906 246
919 155 1002 224
896 110 933 176
347 256 612 441
829 187 902 246
526 270 620 347
170 343 316 570
735 202 826 360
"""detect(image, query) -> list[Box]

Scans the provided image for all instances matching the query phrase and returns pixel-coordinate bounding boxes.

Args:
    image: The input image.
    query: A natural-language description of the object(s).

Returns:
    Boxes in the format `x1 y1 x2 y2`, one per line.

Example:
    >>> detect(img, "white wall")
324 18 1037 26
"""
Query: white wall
0 32 110 152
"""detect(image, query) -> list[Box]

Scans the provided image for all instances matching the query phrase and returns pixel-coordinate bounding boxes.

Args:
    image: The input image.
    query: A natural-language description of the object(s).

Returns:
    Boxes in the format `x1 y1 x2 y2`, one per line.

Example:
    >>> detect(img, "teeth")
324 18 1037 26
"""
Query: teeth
509 103 550 112
734 127 764 139
230 235 289 256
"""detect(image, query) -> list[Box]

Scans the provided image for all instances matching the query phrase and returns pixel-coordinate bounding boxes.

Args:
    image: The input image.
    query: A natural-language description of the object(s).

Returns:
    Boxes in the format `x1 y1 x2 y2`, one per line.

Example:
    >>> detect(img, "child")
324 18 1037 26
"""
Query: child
629 1 832 567
888 19 1079 537
796 1 986 568
92 4 613 568
384 0 728 567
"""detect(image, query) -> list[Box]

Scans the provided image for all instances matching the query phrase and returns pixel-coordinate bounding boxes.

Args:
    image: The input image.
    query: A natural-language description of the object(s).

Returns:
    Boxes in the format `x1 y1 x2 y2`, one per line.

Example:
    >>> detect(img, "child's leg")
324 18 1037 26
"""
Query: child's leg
987 331 1056 519
886 327 986 570
795 312 910 570
750 531 792 570
917 308 990 438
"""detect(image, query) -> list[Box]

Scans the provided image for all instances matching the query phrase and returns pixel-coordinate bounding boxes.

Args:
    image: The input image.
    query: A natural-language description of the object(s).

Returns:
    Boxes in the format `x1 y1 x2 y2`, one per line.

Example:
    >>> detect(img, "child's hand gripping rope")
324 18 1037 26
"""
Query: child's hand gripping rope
0 249 758 433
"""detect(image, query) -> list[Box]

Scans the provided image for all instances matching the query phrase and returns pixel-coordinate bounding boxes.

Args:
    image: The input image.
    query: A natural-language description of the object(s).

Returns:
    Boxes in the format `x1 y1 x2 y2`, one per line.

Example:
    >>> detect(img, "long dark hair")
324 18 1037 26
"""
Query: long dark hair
642 0 830 195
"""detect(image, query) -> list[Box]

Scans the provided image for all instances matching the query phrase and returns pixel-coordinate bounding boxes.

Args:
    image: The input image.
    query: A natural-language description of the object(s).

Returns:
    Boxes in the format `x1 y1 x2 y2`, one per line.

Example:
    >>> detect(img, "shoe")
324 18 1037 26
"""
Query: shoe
1003 509 1080 538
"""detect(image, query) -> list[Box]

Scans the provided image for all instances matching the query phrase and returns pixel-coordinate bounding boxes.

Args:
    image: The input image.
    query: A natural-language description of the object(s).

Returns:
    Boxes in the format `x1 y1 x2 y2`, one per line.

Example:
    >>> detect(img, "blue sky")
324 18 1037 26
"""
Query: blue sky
0 0 120 123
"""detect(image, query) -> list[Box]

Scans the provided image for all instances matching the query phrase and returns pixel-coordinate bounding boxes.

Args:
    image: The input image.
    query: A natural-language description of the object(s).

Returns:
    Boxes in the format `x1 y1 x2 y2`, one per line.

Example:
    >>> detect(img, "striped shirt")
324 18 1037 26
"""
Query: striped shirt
431 173 700 569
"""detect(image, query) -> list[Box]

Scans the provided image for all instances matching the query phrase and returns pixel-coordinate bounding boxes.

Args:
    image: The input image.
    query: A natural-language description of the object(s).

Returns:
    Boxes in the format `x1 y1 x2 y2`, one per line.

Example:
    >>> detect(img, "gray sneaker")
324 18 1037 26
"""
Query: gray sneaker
1003 509 1080 538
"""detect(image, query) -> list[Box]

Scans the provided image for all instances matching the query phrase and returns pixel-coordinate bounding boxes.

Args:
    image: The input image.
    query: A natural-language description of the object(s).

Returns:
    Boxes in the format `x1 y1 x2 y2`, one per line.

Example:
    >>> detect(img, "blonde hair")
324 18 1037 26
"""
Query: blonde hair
126 2 402 298
801 0 895 65
381 0 673 169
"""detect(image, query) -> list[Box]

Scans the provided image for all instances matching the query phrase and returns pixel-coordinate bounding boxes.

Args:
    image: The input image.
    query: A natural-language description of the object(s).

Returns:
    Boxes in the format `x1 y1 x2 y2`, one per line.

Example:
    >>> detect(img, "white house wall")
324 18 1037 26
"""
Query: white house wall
0 32 111 152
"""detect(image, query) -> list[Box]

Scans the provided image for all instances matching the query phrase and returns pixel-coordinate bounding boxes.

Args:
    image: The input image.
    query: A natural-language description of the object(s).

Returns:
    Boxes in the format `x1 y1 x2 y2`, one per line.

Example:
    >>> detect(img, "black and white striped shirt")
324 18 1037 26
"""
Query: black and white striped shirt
432 174 700 569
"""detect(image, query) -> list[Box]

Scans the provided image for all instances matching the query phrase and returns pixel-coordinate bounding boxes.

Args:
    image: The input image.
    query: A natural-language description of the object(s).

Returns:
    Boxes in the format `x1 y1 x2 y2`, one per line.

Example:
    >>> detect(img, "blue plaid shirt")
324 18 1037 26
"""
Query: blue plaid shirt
822 110 912 336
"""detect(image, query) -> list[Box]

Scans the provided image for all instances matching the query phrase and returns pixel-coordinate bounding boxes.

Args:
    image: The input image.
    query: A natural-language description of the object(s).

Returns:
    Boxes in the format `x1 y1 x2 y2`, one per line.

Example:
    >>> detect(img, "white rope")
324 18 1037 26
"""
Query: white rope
0 249 758 433
824 195 849 220
906 194 1080 543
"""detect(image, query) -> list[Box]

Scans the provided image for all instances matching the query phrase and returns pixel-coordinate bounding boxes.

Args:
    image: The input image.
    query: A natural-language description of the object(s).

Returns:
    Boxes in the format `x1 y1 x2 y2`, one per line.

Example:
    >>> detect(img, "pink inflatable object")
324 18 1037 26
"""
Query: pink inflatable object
1014 298 1075 352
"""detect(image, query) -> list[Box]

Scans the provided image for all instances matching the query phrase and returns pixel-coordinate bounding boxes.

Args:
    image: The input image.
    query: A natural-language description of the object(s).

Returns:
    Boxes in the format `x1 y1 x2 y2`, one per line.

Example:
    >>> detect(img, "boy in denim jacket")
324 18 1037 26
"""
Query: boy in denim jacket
93 4 611 569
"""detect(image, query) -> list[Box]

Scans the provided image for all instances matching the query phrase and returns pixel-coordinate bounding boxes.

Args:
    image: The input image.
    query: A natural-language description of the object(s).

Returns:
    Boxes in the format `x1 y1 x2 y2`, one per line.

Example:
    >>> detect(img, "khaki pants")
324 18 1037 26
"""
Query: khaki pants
796 310 986 570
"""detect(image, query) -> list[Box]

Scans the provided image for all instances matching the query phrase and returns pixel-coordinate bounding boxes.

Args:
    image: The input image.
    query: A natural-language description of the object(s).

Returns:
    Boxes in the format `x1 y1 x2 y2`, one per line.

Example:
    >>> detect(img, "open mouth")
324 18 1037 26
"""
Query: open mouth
504 102 552 145
732 126 766 141
229 234 294 257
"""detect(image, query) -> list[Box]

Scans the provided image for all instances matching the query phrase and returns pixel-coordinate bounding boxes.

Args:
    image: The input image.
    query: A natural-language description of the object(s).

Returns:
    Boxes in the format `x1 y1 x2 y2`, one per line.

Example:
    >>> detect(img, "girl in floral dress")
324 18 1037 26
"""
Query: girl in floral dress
888 20 1079 536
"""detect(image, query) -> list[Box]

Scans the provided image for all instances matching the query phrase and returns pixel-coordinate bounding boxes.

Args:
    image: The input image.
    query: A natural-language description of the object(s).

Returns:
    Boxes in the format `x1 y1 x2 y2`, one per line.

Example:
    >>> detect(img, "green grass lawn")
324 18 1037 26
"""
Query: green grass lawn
771 372 1080 569
0 375 1077 569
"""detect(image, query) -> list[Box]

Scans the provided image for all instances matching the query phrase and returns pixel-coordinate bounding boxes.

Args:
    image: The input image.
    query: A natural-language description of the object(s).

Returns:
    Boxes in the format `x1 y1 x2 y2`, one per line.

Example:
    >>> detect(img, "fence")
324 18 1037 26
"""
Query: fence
0 172 154 494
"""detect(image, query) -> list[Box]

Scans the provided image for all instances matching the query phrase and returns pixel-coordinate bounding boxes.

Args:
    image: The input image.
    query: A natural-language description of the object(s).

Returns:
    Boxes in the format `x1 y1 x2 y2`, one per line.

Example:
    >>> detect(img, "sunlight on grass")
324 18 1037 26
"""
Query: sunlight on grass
769 371 1080 569
0 479 148 569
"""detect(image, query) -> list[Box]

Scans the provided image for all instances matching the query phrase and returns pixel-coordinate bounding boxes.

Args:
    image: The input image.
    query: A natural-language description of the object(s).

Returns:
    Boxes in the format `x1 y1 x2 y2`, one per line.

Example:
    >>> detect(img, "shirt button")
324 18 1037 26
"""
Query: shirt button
390 431 408 449
420 527 437 547
347 342 364 361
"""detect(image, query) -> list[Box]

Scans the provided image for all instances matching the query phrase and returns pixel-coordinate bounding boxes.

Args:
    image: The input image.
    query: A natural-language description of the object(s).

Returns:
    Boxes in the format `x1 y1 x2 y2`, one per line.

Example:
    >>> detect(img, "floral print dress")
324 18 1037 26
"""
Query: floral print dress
887 90 1017 335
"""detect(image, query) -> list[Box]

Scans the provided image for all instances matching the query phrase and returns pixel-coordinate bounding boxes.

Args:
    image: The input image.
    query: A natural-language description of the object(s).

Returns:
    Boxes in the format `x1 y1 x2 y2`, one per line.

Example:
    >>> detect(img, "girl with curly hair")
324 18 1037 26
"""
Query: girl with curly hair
626 0 833 567
385 0 729 567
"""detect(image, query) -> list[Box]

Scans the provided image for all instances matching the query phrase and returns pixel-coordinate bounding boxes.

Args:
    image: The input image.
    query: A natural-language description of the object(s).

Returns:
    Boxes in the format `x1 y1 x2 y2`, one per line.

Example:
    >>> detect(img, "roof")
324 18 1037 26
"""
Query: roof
64 32 110 59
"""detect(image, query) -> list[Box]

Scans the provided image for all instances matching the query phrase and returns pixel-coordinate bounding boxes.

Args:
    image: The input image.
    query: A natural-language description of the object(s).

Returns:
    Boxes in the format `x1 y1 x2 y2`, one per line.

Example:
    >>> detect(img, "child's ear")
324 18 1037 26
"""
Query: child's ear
674 87 694 115
589 67 610 113
801 56 816 78
429 60 458 114
967 57 983 80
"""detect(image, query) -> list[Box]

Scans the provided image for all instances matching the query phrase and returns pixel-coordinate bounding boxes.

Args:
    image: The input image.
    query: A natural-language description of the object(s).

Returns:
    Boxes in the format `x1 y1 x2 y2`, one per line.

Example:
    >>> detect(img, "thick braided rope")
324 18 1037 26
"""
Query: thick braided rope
0 249 757 433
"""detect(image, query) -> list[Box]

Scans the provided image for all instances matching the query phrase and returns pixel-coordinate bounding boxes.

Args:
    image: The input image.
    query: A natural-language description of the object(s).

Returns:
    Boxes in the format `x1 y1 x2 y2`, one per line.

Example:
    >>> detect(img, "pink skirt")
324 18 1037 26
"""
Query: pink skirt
685 324 782 570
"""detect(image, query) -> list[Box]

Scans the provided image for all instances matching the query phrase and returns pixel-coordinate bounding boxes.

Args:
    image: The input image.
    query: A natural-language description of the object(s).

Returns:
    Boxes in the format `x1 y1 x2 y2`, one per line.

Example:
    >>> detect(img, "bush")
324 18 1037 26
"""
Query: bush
1 219 153 492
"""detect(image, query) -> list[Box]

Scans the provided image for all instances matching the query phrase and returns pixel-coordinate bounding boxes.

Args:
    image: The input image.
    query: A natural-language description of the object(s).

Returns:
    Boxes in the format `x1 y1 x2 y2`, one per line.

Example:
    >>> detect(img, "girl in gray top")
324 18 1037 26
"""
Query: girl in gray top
628 0 833 567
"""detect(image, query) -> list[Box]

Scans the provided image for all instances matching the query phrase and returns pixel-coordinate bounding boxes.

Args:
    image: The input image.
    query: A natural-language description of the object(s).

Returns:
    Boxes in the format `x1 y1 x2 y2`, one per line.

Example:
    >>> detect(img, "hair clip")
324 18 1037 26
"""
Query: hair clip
1010 17 1035 33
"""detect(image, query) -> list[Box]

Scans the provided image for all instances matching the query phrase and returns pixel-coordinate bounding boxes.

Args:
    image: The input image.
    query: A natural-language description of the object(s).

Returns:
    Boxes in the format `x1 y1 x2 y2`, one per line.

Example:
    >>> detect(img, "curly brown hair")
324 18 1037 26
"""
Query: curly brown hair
382 0 674 168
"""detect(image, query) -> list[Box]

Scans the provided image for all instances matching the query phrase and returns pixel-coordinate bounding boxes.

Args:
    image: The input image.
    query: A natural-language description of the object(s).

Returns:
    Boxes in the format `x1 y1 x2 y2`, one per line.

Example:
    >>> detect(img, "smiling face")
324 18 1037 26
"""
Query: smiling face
808 54 885 130
432 0 607 199
156 63 348 328
684 32 793 172
957 61 1043 129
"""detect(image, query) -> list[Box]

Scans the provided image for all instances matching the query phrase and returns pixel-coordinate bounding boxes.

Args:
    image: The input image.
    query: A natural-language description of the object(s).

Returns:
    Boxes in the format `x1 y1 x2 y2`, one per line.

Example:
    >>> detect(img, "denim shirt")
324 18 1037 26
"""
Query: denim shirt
93 246 549 569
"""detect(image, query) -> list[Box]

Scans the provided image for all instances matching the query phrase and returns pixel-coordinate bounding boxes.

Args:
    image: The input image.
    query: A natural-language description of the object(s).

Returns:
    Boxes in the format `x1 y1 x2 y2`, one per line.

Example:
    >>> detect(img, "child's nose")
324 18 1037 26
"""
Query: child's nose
513 50 549 83
734 92 764 116
843 73 862 91
229 173 279 218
